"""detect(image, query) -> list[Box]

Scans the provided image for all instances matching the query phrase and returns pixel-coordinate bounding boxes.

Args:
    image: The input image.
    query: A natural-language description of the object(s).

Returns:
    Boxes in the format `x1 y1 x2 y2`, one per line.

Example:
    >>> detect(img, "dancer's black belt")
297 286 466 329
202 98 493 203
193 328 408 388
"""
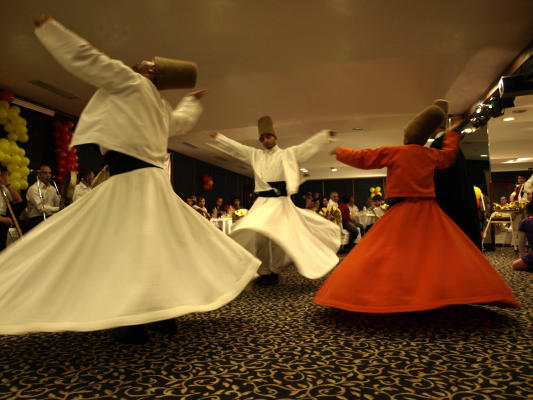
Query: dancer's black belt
104 151 159 176
256 181 288 197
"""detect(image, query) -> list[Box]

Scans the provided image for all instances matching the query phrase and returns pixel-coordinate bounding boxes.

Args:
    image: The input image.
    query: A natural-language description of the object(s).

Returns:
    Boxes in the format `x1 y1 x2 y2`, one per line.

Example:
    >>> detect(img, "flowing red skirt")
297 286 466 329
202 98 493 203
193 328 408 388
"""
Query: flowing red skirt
314 198 521 313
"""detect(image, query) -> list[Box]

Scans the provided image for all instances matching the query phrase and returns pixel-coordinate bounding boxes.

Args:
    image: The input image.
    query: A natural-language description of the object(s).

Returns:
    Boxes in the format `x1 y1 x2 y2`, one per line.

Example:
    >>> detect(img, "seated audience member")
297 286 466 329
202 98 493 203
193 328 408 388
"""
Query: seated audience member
0 166 23 251
25 165 61 231
311 199 321 213
348 195 365 237
212 196 224 218
510 175 528 202
193 196 211 219
321 197 329 208
72 169 95 202
185 196 194 207
313 192 321 202
303 192 314 209
512 201 533 271
499 196 508 206
327 192 339 209
339 195 360 252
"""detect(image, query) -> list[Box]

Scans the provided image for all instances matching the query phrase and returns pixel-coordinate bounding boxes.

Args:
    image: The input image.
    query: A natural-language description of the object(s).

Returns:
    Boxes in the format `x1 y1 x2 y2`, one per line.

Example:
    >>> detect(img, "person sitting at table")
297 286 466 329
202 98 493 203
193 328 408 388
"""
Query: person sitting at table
347 195 365 237
327 191 339 209
193 196 210 219
512 200 533 271
500 196 508 206
212 196 224 218
311 198 321 213
321 197 329 208
1 165 23 251
339 195 360 252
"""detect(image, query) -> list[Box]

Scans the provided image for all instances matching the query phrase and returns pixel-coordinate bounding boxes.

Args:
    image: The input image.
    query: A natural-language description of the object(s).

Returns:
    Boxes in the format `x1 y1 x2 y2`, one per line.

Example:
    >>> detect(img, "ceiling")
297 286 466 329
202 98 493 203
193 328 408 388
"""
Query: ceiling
488 94 533 173
2 0 533 178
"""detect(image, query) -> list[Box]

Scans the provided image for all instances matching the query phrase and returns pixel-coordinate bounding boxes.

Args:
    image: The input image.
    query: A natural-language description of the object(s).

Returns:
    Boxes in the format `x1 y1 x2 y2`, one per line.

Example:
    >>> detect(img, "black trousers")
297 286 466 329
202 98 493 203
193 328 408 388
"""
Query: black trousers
342 221 360 248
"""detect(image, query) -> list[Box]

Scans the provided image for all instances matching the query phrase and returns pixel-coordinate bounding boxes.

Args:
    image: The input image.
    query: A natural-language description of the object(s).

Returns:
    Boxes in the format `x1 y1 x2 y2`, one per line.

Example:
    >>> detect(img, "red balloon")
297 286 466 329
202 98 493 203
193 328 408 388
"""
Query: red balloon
201 183 210 191
71 147 77 154
56 166 66 176
53 130 62 140
57 158 67 167
0 90 15 103
74 162 79 169
53 120 63 130
61 126 70 136
64 121 74 129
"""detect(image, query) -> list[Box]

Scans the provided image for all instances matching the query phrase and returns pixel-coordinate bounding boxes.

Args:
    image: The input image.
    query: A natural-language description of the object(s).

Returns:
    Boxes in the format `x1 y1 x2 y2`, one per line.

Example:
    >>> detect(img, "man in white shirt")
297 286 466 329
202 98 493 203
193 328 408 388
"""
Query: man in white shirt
72 170 95 202
327 192 339 209
0 166 23 250
25 165 61 230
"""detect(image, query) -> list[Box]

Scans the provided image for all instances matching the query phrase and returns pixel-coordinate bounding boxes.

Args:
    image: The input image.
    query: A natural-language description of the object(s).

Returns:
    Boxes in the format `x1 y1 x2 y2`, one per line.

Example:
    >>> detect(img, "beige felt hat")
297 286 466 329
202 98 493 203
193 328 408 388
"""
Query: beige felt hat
432 99 449 130
258 116 276 138
154 56 197 90
404 105 446 145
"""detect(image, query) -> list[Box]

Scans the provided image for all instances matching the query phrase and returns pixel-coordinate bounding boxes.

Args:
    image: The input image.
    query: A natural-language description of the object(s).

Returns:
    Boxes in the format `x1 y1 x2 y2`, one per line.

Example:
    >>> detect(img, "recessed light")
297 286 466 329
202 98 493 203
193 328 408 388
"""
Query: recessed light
427 138 435 143
330 167 337 172
480 154 488 157
300 168 309 173
503 117 515 121
461 128 473 134
512 109 527 114
352 127 363 131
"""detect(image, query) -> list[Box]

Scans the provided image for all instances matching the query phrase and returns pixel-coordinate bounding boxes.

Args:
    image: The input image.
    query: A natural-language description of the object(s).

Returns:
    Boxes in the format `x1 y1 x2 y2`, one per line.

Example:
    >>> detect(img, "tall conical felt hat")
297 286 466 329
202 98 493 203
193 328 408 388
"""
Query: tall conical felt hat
258 116 276 138
154 56 197 90
403 105 445 145
432 99 449 130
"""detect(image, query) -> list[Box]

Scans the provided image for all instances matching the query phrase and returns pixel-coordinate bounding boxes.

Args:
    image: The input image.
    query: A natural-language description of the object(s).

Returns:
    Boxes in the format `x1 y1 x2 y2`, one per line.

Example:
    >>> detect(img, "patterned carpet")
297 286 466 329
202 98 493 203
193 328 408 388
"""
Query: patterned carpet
1 248 532 400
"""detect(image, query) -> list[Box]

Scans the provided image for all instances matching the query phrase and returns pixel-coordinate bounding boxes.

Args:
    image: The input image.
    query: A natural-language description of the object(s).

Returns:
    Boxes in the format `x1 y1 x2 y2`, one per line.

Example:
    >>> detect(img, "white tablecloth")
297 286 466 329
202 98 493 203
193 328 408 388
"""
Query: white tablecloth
352 210 377 228
211 218 233 235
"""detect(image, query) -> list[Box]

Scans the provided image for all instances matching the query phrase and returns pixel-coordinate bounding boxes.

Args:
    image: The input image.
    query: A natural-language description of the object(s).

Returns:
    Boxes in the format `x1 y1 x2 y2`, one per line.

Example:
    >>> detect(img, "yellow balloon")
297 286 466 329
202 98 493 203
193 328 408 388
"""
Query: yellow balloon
8 141 18 154
0 117 7 125
2 154 11 164
11 180 22 191
20 180 28 190
4 122 16 133
21 157 30 166
0 109 6 119
11 155 21 165
7 106 20 118
16 125 27 136
473 186 482 200
18 147 25 157
21 166 30 176
7 132 18 142
7 163 17 172
19 134 29 143
9 171 21 181
0 100 9 110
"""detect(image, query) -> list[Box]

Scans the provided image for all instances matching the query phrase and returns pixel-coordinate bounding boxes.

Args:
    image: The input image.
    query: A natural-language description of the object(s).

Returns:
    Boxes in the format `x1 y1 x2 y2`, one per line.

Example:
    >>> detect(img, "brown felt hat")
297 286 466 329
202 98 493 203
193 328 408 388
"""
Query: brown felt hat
432 99 449 130
258 116 277 138
154 56 197 90
403 105 446 145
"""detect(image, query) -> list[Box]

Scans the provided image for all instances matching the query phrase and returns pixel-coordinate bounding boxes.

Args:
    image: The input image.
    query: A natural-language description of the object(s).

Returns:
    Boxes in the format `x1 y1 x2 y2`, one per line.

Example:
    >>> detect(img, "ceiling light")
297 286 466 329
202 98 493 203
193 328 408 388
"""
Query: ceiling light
330 167 337 172
480 154 488 157
427 138 434 143
352 128 363 131
300 168 309 173
461 128 474 134
503 157 533 164
503 117 515 121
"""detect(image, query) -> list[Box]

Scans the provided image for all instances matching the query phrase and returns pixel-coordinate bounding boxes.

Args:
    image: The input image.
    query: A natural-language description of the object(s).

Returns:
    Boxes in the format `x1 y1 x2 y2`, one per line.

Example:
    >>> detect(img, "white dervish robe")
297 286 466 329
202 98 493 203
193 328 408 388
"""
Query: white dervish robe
215 132 340 279
0 20 260 334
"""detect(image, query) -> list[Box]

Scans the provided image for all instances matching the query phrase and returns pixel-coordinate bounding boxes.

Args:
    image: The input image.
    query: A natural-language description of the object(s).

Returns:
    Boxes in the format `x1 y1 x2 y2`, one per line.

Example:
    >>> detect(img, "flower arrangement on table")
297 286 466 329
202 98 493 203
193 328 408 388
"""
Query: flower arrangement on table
319 206 342 225
232 208 248 222
493 201 528 213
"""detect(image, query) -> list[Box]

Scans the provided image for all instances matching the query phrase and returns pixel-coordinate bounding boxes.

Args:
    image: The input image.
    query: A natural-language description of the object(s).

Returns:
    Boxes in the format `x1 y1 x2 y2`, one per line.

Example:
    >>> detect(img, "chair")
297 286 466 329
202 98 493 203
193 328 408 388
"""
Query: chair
482 212 516 251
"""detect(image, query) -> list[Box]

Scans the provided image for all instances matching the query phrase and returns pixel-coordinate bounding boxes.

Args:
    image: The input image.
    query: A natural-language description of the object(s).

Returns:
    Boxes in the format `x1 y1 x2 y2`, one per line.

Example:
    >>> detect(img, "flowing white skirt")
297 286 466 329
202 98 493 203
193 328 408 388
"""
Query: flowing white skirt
230 197 340 279
0 167 260 334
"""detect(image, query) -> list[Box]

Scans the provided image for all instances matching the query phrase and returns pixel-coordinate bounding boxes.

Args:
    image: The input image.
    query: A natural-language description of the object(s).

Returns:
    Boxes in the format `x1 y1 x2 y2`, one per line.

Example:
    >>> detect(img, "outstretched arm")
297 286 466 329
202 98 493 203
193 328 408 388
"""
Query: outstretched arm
34 15 139 92
169 90 207 136
290 130 335 162
210 132 255 164
335 146 392 170
430 131 461 169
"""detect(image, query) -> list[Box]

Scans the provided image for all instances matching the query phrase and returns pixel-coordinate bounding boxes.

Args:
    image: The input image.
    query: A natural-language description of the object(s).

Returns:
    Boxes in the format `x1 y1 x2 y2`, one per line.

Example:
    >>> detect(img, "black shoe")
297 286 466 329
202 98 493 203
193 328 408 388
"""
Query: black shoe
255 273 279 286
147 319 178 335
112 325 149 345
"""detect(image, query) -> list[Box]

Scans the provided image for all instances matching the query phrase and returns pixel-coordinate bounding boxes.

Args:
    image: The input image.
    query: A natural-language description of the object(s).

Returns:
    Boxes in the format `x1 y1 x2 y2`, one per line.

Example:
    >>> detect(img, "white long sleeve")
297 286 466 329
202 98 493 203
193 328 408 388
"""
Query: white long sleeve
35 19 139 92
289 130 334 162
170 96 203 137
215 134 256 164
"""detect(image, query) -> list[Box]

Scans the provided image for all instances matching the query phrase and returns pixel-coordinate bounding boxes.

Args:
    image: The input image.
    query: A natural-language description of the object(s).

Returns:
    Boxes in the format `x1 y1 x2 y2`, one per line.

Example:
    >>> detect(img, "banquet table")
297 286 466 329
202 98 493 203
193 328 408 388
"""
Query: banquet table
352 210 378 228
210 217 233 235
